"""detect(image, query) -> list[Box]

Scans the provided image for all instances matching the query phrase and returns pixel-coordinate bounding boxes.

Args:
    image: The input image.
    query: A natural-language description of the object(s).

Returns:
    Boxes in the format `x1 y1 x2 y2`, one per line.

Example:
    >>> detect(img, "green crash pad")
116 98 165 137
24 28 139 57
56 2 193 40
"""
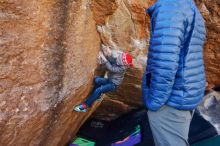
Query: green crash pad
191 135 220 146
72 137 95 146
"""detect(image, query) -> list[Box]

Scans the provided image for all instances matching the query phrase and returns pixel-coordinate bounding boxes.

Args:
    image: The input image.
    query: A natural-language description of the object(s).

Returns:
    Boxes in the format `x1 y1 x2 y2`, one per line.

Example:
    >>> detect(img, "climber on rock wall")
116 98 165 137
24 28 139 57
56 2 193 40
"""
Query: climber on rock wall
74 45 133 112
142 0 206 146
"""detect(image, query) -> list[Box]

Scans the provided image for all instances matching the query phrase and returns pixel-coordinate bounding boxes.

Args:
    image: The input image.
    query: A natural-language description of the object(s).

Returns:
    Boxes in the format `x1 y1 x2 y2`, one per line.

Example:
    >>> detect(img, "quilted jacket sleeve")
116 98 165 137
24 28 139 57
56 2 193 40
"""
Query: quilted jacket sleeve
146 4 186 111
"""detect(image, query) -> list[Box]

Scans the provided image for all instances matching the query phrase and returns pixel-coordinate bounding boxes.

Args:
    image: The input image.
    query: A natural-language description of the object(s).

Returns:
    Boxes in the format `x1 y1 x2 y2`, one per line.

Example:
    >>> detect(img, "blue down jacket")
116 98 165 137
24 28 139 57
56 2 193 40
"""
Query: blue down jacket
142 0 206 111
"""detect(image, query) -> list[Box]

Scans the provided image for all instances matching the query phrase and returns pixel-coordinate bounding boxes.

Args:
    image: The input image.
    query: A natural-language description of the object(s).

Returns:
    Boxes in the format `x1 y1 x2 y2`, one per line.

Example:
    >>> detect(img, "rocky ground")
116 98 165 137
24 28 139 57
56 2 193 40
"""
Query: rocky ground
198 88 220 134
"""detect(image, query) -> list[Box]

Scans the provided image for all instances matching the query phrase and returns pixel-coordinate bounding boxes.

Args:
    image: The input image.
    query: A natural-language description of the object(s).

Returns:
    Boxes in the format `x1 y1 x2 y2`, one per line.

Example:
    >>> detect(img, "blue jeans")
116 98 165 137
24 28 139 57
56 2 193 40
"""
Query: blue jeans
84 77 117 107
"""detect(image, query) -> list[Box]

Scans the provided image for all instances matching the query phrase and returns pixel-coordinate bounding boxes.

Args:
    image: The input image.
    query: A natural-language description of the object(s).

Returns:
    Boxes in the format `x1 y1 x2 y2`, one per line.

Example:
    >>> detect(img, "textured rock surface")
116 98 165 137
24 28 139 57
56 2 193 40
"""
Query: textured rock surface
0 0 220 145
0 0 100 146
195 0 220 89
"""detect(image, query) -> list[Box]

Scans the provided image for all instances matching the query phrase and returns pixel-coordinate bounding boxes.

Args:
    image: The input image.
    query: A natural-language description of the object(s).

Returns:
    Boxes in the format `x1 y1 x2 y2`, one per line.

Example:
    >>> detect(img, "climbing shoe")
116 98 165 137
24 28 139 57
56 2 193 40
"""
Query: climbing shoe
97 97 103 102
73 103 87 112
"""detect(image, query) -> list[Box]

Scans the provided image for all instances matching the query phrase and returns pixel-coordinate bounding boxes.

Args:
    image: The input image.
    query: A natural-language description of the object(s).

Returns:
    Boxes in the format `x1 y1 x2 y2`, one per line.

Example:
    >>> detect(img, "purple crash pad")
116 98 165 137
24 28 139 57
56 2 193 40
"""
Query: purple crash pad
111 133 141 146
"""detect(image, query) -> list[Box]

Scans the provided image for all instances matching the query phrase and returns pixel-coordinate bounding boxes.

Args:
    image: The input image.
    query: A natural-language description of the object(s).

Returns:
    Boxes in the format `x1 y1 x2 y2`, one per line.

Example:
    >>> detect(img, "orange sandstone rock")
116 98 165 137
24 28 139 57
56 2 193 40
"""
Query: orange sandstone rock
0 0 100 145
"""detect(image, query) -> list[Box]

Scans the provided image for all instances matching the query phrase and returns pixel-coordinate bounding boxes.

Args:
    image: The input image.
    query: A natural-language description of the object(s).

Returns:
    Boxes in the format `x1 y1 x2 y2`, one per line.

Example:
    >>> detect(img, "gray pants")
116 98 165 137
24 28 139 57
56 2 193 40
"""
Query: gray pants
148 105 193 146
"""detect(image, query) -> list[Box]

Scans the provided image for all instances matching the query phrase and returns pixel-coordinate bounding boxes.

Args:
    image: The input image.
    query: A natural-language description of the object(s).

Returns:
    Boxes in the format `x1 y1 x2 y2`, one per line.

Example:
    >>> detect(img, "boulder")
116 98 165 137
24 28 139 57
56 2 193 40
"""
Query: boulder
0 0 100 145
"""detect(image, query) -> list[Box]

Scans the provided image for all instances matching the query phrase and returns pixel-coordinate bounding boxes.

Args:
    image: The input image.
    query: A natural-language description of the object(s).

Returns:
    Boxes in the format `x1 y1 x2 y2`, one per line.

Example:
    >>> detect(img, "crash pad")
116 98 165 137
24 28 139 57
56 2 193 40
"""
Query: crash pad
191 135 220 146
70 137 95 146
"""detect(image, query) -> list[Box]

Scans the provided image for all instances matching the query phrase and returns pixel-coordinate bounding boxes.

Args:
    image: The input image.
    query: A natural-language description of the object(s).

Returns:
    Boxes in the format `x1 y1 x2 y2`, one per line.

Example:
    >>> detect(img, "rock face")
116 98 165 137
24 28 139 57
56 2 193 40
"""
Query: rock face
0 0 220 145
195 0 220 89
0 0 100 146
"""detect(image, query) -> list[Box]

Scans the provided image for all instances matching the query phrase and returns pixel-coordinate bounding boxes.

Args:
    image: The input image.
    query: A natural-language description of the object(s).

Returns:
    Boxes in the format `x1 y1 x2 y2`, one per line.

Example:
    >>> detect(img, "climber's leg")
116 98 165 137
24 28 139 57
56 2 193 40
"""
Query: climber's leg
93 77 109 89
84 82 116 107
73 78 115 112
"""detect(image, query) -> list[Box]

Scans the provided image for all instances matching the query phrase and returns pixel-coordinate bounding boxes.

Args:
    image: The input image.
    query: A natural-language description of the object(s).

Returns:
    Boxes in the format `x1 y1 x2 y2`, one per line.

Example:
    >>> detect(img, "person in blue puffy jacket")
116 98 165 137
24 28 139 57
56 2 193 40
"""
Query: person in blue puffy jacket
142 0 206 145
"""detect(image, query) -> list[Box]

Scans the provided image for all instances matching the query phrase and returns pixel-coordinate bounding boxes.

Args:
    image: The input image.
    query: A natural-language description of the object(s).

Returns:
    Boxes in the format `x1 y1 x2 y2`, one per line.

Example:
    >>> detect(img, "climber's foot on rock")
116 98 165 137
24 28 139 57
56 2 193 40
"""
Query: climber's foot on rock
73 103 87 113
97 97 103 102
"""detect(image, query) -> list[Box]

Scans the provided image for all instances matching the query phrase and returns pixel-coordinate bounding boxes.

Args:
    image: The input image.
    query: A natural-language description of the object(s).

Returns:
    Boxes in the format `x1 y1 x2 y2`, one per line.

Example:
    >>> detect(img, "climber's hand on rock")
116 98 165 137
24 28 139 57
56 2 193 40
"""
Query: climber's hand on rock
111 50 121 59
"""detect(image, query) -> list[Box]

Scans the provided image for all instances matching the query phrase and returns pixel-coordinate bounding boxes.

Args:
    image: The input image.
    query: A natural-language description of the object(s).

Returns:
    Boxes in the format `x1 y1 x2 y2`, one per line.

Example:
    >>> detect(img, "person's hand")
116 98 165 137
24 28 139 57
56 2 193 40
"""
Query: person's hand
112 50 121 59
101 44 112 57
99 51 107 64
